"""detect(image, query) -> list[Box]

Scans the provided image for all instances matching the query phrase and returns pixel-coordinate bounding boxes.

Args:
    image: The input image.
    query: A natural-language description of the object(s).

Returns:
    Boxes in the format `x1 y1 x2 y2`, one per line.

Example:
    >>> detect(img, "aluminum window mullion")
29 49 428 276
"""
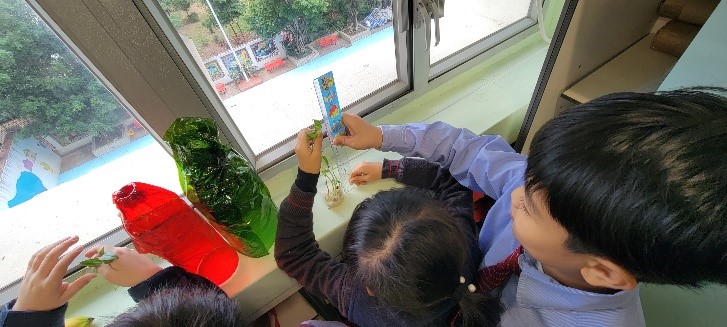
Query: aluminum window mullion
410 16 432 92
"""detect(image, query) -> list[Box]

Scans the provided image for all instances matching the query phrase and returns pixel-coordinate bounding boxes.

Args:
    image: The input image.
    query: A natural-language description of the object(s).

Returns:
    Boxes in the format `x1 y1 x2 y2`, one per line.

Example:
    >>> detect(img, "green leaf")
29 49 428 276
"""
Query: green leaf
79 248 118 268
322 155 330 168
306 119 323 140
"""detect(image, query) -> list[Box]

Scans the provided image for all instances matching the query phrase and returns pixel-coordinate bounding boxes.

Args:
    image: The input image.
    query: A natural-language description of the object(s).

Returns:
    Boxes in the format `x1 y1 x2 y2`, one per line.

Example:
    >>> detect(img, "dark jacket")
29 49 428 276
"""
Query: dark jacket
275 158 479 327
0 266 215 327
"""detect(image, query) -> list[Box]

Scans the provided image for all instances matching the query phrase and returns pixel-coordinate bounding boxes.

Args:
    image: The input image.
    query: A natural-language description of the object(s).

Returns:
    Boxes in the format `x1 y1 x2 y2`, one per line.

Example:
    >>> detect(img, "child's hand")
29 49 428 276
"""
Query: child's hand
295 128 322 174
349 162 383 186
332 113 383 150
13 236 96 312
85 246 162 287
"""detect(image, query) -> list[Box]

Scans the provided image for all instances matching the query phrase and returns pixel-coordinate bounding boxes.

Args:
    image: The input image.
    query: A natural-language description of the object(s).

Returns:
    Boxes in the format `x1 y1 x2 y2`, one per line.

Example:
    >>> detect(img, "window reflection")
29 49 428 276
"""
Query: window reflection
0 0 179 287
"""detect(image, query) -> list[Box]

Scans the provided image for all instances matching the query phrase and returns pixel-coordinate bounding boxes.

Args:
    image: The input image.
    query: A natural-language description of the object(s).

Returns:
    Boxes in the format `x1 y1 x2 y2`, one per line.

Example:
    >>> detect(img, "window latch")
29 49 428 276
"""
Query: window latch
413 0 445 51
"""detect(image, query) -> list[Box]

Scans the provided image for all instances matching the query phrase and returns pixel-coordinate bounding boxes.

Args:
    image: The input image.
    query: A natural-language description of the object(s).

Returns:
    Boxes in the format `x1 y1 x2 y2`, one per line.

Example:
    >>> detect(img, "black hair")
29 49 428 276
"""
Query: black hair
526 87 727 287
344 187 501 326
107 285 245 327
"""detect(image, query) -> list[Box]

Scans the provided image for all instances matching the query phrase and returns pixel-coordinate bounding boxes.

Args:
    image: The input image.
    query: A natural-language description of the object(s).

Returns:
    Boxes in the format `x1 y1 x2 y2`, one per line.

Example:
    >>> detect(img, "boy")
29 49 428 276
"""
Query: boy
334 88 727 326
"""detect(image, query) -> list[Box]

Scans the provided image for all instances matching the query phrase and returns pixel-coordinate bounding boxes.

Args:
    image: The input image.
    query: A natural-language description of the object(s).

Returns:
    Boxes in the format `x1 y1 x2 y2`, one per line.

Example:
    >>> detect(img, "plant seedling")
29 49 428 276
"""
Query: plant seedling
80 247 118 270
306 119 344 207
321 155 342 194
307 119 323 140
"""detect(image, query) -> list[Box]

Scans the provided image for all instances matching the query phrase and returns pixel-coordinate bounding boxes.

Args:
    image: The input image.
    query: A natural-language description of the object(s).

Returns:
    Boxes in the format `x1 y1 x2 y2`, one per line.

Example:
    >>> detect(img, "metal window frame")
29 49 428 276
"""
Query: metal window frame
428 1 539 80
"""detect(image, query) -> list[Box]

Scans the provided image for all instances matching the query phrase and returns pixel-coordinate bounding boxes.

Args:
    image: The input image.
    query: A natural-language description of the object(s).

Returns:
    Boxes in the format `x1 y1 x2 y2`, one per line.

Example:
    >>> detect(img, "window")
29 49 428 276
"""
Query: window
1 0 544 300
0 0 180 288
429 0 536 78
148 0 409 159
143 0 537 167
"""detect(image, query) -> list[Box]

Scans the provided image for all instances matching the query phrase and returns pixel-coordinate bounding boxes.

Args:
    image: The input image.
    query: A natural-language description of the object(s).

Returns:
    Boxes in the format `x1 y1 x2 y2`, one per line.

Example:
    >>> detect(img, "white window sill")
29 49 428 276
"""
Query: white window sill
64 35 548 325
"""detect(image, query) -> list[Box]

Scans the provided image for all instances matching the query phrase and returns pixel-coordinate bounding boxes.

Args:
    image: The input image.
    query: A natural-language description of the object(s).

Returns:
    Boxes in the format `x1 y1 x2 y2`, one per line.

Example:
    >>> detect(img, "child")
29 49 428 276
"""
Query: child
0 237 246 327
333 88 727 326
275 130 501 326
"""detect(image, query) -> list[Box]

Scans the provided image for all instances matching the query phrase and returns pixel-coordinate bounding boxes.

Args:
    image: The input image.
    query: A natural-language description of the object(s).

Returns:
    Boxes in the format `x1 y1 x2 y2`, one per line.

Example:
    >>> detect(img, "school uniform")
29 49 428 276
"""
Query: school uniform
379 122 645 327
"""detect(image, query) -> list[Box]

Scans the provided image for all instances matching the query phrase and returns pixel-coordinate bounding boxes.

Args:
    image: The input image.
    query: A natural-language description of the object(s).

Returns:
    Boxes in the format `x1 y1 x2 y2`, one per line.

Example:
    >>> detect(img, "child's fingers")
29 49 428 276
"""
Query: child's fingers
349 173 370 185
311 133 323 152
294 130 309 155
61 273 96 302
112 246 133 258
350 179 367 186
37 237 78 277
297 129 307 145
332 135 350 147
28 236 70 271
349 162 370 177
50 245 84 281
84 244 105 258
349 167 362 179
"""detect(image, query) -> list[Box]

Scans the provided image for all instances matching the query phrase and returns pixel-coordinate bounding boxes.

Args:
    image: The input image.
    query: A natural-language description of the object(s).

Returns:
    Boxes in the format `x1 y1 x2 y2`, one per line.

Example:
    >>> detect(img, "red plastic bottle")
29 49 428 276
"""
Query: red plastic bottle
113 182 238 285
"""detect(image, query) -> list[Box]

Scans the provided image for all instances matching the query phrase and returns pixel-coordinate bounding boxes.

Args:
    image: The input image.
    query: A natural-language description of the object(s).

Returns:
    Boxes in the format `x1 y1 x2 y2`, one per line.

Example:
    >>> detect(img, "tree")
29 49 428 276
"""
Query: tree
201 0 245 37
242 0 329 56
158 0 191 14
347 0 360 31
0 0 126 145
329 0 377 33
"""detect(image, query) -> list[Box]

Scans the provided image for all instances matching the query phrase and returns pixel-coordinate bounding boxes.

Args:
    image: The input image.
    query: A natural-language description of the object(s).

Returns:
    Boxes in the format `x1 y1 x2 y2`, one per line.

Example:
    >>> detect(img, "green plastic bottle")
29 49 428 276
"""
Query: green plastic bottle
163 117 277 258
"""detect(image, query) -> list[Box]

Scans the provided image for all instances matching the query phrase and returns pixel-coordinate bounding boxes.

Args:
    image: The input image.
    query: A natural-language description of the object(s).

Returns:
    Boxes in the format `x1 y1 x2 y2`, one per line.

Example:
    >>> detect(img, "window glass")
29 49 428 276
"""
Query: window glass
0 0 179 287
155 0 403 154
430 0 533 66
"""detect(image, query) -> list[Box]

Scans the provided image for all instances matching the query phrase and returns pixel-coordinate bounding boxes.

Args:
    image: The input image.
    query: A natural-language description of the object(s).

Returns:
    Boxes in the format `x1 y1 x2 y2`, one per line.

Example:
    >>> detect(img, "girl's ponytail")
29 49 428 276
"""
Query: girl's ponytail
457 290 503 327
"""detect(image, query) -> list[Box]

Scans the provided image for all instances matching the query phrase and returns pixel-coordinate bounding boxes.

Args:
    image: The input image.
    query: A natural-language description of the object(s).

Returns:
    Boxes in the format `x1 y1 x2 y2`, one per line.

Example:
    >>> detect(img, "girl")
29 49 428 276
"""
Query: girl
275 130 501 327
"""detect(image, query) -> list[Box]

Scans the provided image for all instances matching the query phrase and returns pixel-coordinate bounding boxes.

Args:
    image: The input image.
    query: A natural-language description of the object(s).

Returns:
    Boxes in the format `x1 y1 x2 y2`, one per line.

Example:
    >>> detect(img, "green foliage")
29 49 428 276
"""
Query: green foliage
241 0 329 56
80 247 118 269
202 0 242 32
159 0 191 14
306 119 323 140
191 31 211 48
241 0 287 40
0 0 126 144
329 0 377 31
163 117 278 258
356 0 379 21
186 12 200 23
169 12 184 28
305 119 340 193
321 155 342 192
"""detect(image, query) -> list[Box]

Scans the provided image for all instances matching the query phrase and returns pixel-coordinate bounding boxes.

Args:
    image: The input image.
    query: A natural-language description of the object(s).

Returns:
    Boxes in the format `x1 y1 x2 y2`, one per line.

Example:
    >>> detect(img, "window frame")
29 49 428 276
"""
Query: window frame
1 0 542 303
429 13 539 79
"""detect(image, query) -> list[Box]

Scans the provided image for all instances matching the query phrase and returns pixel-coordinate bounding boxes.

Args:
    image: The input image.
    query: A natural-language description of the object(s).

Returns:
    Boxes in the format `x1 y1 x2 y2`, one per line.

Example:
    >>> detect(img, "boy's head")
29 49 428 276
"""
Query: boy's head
108 285 245 326
522 87 727 290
